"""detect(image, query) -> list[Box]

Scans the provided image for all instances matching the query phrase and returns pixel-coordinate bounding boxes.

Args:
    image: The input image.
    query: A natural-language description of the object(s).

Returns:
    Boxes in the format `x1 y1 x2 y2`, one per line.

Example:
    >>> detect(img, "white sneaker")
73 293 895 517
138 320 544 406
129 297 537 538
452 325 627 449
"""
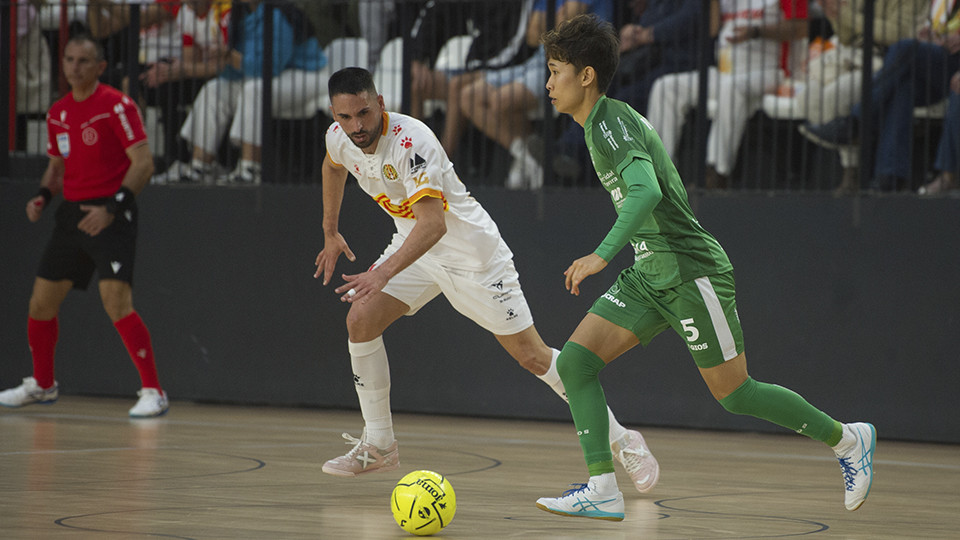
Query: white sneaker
129 388 169 418
536 480 624 521
506 149 543 190
835 422 876 511
150 161 187 185
612 429 660 493
321 431 400 477
217 162 262 186
0 377 59 407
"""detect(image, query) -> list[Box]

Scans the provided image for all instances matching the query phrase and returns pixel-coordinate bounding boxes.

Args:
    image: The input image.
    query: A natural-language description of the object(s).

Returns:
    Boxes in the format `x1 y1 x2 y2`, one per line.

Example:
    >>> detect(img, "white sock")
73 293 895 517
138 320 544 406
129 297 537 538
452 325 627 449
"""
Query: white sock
509 137 526 160
348 337 394 449
590 472 619 495
536 348 628 444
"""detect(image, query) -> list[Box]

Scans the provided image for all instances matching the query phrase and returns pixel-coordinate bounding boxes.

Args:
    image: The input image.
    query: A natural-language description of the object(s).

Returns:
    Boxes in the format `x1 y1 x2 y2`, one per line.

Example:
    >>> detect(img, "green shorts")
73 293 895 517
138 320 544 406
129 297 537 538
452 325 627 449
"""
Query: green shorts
588 268 744 368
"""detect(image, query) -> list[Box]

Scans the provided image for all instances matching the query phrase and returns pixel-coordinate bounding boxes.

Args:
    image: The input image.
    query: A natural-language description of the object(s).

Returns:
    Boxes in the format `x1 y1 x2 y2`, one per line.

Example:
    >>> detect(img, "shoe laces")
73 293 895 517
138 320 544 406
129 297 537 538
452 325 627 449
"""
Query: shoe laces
618 442 650 471
561 483 590 497
340 432 367 457
837 457 858 491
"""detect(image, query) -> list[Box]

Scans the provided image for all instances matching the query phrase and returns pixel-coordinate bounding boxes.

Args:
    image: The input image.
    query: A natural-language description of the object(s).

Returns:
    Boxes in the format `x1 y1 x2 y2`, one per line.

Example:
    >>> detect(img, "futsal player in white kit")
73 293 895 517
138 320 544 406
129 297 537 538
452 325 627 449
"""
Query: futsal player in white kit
314 67 658 491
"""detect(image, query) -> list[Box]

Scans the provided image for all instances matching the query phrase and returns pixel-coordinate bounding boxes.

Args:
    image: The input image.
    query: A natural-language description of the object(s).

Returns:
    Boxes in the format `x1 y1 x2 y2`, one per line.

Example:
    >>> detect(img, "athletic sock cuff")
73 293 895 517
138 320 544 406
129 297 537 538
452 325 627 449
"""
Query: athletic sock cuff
559 341 606 374
587 460 616 476
348 336 385 357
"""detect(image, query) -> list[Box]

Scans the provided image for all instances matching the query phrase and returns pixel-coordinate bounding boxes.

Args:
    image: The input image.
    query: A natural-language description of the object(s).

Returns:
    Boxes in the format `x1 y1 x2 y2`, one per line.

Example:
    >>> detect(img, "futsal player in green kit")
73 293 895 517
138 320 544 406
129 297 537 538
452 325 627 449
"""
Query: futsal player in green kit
534 14 876 521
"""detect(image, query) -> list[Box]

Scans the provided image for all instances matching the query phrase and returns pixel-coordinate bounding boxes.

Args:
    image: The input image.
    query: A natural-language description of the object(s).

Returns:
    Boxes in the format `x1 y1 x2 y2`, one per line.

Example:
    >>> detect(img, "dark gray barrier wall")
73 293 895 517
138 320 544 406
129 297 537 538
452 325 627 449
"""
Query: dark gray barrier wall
2 180 958 443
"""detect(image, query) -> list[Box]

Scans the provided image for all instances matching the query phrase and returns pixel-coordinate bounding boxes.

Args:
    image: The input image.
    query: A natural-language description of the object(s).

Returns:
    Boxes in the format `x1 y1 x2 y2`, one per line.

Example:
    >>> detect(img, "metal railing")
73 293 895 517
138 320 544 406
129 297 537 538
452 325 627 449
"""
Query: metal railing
3 0 956 193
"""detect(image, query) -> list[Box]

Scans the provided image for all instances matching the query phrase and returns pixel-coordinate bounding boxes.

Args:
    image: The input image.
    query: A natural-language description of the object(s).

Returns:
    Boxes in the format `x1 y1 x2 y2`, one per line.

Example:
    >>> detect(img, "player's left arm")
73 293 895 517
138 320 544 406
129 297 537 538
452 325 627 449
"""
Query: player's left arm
337 196 446 303
77 142 153 236
565 158 661 295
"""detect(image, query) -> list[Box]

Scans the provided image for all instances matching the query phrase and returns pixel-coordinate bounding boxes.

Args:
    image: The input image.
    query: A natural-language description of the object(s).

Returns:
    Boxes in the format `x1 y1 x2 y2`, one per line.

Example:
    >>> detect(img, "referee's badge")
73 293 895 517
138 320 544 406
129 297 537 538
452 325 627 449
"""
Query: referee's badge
56 133 71 157
383 164 398 181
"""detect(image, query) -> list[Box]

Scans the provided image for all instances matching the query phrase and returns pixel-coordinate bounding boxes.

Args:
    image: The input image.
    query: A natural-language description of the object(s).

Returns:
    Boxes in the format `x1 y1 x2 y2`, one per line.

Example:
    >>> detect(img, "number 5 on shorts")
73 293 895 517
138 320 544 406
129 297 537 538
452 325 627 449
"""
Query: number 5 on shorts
680 318 699 342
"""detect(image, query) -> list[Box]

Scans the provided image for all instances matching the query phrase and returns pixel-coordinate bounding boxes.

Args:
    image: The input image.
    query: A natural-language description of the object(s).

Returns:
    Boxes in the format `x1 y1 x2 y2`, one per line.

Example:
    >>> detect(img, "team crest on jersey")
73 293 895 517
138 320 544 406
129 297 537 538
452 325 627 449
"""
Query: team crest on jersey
56 133 71 157
409 153 426 174
82 127 98 145
383 164 398 180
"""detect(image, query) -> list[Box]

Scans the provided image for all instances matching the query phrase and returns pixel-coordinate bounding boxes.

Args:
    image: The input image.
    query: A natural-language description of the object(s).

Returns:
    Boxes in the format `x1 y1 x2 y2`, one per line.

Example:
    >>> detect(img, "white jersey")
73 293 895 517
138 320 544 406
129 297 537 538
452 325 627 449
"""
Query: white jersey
325 111 511 271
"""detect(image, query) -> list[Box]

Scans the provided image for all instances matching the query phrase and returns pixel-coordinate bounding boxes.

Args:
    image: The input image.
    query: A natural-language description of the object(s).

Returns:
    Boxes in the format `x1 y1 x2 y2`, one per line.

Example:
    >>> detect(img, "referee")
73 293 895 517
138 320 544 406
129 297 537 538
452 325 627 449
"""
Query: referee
0 34 168 417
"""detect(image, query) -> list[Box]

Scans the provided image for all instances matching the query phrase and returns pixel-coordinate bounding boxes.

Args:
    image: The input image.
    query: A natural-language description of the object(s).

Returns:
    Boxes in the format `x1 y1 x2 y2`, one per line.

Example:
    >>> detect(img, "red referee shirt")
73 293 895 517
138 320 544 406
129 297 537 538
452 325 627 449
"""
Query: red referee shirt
46 83 148 202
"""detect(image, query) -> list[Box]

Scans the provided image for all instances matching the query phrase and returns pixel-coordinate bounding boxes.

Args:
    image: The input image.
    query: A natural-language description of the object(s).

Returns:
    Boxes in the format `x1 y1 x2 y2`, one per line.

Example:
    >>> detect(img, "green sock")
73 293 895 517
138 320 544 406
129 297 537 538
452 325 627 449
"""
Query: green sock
557 341 615 475
719 377 843 446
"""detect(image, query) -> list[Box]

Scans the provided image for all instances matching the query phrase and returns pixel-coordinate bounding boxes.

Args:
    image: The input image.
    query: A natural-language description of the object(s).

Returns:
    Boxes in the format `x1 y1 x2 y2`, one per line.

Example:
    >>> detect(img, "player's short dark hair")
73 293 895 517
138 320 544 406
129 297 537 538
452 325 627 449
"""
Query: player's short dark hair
65 33 105 61
328 67 379 98
542 14 619 94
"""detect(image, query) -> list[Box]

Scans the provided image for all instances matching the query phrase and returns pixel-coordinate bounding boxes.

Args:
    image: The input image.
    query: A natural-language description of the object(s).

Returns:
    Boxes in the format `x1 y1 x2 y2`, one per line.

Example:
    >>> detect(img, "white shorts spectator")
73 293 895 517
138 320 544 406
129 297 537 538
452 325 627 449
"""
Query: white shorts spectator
180 68 328 154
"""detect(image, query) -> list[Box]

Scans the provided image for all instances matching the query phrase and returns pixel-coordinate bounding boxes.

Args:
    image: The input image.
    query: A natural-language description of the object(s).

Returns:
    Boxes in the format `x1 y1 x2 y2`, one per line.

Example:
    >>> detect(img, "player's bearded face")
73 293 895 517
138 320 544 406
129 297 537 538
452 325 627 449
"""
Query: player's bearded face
331 91 384 150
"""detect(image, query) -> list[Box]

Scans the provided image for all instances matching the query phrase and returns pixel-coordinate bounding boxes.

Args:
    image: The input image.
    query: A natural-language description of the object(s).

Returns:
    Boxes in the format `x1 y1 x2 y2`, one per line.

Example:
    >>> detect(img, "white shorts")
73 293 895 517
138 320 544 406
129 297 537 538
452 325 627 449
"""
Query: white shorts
375 236 534 336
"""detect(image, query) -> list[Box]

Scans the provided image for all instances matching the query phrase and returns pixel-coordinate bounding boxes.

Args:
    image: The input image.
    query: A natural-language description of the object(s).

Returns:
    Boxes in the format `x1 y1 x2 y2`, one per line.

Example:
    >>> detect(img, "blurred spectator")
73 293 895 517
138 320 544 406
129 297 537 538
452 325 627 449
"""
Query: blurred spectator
798 0 960 191
647 0 809 189
612 0 707 114
358 0 396 67
15 2 53 120
552 0 708 185
140 1 233 180
176 0 328 185
457 0 614 189
798 0 926 195
87 0 182 90
919 69 960 194
405 0 536 150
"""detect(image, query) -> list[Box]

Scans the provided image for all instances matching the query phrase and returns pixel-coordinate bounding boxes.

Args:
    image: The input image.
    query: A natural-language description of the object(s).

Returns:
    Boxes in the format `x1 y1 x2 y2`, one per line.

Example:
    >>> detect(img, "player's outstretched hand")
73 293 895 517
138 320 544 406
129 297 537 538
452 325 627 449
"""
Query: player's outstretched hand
314 232 356 285
564 253 608 296
336 267 388 304
77 204 115 236
26 195 46 222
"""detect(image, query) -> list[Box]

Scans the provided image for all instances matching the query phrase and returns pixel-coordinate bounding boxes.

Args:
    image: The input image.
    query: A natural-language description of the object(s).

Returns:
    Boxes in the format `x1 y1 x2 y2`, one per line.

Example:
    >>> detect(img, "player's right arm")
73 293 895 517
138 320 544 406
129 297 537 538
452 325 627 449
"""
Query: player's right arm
315 153 357 285
27 156 65 222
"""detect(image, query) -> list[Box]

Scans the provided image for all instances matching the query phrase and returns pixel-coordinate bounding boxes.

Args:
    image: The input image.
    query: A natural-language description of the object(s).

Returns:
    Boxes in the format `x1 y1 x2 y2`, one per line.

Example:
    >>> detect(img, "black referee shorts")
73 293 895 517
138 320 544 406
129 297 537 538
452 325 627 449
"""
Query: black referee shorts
36 198 138 290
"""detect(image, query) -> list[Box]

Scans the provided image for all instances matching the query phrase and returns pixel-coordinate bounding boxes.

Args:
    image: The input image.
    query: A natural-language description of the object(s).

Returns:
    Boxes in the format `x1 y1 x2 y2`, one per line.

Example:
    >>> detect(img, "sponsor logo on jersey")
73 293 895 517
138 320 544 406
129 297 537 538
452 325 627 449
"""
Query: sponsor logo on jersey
599 120 619 150
633 240 654 260
689 342 709 351
409 153 426 174
505 308 517 321
490 280 503 291
113 102 135 140
82 127 98 146
110 261 122 274
617 117 634 141
56 133 70 157
382 164 398 180
598 169 617 188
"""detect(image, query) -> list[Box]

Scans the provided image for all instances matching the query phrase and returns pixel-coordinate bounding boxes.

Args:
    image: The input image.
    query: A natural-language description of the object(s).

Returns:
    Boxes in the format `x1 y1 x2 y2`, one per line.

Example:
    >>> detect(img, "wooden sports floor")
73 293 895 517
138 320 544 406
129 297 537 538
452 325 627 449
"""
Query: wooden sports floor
1 397 957 539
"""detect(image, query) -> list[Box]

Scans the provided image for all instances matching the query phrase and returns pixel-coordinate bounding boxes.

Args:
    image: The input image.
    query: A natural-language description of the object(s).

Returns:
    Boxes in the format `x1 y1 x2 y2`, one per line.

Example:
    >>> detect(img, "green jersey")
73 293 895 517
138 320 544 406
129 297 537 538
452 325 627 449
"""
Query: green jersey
584 95 732 290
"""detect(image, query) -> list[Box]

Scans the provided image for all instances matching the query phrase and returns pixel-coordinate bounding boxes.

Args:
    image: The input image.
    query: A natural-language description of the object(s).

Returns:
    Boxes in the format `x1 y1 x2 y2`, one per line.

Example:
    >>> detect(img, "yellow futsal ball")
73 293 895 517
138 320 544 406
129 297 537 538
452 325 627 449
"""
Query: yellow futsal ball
391 470 456 536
